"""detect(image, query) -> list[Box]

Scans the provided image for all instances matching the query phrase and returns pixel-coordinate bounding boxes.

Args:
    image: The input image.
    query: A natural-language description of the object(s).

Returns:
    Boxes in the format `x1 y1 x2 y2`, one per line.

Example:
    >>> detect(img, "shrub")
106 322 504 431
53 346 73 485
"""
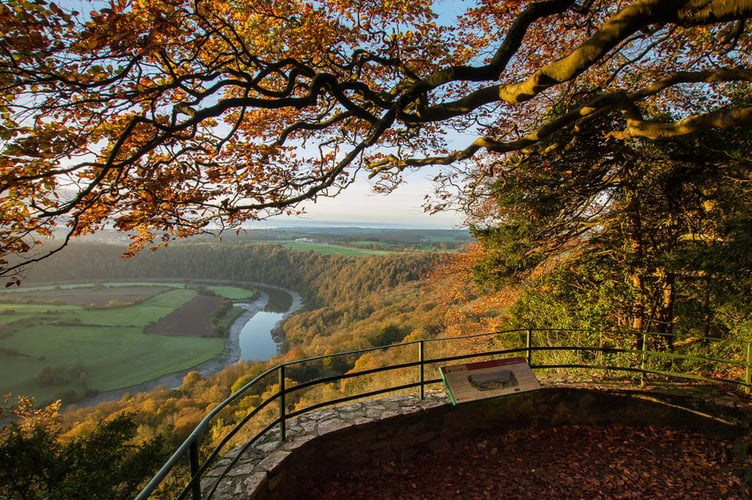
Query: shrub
0 395 169 499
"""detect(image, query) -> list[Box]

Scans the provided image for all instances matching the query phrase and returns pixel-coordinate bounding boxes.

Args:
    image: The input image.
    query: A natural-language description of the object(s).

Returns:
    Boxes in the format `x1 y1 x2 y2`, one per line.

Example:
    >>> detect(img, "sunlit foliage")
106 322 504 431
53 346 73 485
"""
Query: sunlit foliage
2 0 752 281
0 394 168 499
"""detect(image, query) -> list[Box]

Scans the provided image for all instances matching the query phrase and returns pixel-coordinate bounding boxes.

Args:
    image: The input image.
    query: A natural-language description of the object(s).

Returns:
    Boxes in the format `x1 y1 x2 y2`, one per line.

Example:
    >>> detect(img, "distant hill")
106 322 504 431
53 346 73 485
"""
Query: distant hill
65 226 473 252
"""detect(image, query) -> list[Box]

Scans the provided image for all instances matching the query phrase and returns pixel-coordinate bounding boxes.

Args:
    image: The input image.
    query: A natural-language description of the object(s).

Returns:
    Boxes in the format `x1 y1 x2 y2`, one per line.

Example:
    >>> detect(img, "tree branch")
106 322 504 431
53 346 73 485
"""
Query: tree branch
410 0 752 122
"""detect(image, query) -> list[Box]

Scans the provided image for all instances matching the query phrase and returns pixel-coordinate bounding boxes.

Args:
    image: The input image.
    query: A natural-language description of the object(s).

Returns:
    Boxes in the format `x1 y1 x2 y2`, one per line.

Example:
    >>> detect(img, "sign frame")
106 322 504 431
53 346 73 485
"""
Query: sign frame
439 357 540 405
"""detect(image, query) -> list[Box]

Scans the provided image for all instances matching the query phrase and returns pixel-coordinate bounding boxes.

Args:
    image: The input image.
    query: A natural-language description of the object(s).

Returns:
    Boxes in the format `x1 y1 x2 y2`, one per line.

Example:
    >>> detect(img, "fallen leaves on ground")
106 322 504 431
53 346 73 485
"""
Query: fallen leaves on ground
311 424 749 499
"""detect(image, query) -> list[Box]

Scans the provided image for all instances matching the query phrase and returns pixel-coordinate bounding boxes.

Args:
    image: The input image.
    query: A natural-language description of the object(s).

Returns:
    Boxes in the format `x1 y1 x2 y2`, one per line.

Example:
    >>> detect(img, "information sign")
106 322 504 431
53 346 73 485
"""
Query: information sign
439 357 540 405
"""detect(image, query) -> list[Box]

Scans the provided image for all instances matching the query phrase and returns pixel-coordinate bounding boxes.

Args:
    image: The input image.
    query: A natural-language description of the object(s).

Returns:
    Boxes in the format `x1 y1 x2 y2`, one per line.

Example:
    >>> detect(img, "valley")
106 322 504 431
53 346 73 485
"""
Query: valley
0 228 462 406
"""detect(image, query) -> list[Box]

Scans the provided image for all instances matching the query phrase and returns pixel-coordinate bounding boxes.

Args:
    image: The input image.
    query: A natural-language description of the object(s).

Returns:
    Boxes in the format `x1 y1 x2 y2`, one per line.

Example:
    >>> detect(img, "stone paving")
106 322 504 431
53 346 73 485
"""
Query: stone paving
202 392 451 499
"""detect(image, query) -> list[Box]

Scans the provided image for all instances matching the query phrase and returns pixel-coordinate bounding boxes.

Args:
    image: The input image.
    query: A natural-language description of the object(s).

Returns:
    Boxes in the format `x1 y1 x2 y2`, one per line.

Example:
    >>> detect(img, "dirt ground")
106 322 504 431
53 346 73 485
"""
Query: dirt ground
311 424 749 499
146 294 225 337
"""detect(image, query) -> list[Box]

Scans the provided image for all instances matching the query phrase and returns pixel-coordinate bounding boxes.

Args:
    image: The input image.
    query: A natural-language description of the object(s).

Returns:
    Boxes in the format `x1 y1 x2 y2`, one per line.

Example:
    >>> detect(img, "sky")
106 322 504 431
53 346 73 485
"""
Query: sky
53 0 470 230
265 171 467 229
260 0 470 230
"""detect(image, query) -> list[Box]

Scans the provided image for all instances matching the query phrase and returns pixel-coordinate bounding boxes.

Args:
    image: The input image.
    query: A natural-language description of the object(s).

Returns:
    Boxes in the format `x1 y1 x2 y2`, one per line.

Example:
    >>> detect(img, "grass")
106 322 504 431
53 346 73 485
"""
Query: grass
216 306 247 333
0 305 80 324
276 240 390 256
1 282 185 292
77 289 198 325
207 286 258 300
347 240 388 248
0 285 230 404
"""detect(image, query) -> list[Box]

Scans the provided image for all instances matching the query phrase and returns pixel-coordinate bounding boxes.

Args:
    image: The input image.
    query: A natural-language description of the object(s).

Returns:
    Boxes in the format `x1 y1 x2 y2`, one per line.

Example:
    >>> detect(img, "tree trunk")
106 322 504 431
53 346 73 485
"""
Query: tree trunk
656 269 676 350
703 274 712 341
631 272 646 332
624 175 647 348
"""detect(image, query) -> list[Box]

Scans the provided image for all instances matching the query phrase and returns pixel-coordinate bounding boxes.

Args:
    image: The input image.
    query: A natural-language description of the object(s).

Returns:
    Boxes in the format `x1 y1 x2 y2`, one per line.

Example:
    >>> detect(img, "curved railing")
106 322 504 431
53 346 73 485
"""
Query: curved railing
136 328 752 499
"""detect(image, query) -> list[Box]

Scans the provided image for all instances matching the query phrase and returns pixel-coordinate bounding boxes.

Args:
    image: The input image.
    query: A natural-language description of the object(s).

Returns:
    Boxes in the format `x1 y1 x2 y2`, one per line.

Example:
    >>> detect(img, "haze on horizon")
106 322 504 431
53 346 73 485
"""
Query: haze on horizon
265 174 467 229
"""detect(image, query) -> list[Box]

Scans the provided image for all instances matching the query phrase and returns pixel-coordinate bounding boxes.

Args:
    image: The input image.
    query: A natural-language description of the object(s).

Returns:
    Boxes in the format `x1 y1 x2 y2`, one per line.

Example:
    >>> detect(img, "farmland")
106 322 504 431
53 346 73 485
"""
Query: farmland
251 227 472 253
275 239 390 256
0 283 256 405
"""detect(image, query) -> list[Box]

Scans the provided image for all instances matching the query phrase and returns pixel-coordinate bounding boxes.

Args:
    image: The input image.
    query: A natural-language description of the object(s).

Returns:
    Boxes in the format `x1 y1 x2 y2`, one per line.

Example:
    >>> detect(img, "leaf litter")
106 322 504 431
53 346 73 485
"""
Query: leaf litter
311 424 750 499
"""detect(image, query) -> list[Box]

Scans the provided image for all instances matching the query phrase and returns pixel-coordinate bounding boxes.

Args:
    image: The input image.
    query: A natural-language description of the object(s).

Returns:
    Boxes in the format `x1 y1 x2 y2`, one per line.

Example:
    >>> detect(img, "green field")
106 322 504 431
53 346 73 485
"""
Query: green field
206 285 258 300
276 240 389 256
0 283 255 405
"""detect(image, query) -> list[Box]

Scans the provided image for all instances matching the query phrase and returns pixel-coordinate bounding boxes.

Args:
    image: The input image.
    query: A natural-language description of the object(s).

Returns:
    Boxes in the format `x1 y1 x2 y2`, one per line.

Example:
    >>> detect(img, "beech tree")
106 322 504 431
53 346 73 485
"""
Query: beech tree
2 0 752 282
471 118 752 338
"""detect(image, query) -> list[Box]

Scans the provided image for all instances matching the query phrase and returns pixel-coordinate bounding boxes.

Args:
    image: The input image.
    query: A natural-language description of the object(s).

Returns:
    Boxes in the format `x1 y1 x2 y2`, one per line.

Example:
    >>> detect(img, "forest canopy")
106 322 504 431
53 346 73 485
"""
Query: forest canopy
2 0 752 281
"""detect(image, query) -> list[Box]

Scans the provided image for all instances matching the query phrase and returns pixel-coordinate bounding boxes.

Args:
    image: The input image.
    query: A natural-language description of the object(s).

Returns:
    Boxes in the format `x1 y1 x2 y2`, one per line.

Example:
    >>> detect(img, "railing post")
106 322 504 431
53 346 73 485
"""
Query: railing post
189 441 201 500
278 364 286 441
418 340 425 400
746 342 751 395
526 329 533 366
640 330 648 387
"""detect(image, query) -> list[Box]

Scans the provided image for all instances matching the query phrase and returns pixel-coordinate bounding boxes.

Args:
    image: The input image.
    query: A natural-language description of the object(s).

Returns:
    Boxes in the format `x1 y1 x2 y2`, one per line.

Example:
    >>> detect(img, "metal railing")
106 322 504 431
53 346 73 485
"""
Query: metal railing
136 328 752 499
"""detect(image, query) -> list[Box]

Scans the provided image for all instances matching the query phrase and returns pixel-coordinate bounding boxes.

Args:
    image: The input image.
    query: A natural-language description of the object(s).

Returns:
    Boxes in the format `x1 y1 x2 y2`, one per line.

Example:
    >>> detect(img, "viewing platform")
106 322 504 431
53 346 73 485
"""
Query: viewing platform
204 393 450 498
137 330 752 499
202 384 751 499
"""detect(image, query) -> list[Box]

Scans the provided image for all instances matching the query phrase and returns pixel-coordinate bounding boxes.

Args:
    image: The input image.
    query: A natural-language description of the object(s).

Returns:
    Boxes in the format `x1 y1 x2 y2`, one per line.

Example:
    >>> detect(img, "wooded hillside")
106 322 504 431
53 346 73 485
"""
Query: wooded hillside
2 242 465 498
24 241 441 307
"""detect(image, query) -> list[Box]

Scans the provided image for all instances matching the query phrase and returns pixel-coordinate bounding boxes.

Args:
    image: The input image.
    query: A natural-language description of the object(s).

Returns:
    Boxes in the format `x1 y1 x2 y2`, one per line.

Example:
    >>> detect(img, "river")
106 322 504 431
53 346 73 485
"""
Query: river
238 309 285 360
72 284 303 408
229 283 304 361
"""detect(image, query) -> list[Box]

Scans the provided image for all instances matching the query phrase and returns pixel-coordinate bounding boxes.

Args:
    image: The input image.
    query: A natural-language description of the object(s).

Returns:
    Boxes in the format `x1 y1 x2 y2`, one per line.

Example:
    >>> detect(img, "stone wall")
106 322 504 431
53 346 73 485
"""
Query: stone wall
206 387 750 499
